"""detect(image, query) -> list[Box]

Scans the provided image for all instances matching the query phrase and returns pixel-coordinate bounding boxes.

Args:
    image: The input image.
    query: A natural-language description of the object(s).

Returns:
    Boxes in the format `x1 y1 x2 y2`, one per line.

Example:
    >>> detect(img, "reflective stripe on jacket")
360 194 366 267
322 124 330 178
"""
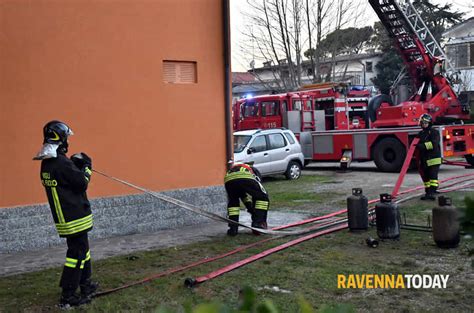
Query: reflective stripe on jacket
224 164 255 183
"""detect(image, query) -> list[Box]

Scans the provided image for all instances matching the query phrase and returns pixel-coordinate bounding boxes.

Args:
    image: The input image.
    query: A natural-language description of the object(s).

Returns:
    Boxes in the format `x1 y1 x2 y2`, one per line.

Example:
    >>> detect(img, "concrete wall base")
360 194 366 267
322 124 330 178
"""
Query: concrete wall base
0 185 226 253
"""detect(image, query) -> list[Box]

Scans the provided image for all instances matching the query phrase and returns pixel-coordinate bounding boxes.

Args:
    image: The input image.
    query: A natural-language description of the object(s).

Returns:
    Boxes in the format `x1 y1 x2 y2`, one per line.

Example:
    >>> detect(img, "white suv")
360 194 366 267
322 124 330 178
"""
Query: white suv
233 128 304 180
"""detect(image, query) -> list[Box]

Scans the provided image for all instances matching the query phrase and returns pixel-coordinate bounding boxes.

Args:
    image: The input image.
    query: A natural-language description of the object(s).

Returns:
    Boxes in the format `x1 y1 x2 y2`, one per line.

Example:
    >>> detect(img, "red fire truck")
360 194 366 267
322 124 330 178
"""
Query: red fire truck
233 0 474 172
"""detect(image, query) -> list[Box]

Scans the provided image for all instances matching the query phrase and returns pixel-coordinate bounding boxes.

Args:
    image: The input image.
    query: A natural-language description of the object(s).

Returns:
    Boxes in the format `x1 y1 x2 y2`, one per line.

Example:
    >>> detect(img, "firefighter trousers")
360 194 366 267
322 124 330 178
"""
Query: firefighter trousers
225 178 269 230
60 232 92 294
419 164 440 194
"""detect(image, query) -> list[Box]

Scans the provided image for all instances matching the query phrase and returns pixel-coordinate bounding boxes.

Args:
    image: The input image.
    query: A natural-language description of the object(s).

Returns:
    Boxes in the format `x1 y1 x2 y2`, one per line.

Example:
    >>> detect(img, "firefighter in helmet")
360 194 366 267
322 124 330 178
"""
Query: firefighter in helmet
34 120 98 307
416 113 441 200
224 162 269 236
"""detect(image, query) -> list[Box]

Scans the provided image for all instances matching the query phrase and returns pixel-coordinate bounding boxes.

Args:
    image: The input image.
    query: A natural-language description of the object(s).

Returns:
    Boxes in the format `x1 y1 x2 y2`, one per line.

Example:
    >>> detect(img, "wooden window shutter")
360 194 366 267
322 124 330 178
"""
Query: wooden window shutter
163 60 197 84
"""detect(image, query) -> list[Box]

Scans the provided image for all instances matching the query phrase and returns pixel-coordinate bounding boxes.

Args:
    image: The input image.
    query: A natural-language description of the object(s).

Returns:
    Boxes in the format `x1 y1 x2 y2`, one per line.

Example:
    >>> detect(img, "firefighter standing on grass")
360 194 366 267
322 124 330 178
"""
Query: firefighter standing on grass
34 121 98 308
224 163 269 236
416 113 441 200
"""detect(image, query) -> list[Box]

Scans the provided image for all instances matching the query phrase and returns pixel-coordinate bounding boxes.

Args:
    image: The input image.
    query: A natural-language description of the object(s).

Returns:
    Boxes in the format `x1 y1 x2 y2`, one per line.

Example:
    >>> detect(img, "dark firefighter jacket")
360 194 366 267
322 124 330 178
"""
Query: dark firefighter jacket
41 153 93 237
417 127 441 167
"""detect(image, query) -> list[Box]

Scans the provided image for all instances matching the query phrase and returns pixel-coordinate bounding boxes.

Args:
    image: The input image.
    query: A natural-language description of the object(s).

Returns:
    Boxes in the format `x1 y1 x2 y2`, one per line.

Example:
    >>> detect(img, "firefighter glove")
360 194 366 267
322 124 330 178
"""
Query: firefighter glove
71 152 92 170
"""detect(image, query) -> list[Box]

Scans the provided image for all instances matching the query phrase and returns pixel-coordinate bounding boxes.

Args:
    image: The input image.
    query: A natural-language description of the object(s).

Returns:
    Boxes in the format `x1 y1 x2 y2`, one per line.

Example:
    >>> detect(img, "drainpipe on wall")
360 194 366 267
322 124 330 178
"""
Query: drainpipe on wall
223 0 233 170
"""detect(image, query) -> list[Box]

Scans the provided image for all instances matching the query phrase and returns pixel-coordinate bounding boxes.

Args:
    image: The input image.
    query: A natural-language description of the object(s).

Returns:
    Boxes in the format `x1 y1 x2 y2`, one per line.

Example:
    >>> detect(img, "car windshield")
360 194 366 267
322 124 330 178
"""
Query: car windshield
234 135 252 153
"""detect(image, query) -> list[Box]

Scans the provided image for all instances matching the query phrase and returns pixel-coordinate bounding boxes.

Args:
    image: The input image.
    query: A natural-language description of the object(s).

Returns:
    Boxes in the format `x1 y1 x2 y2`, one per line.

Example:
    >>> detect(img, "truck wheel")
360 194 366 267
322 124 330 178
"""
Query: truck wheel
368 94 393 122
285 161 302 180
465 154 474 166
373 138 406 172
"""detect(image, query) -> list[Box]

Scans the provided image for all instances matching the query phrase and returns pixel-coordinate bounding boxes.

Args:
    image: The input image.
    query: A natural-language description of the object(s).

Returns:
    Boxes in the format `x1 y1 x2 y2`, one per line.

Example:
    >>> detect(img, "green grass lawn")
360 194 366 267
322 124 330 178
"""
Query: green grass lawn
263 175 345 212
0 178 472 313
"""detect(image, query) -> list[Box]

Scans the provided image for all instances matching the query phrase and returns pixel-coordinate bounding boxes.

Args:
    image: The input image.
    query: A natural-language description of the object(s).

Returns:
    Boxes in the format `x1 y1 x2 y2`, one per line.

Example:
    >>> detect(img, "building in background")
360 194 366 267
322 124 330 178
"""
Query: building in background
443 17 474 114
0 0 231 252
232 52 381 99
444 18 474 92
231 72 258 101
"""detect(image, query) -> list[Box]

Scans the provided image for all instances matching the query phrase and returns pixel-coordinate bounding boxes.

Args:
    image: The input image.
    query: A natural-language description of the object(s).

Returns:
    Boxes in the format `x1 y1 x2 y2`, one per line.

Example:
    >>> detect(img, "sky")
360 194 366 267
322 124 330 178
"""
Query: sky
230 0 474 72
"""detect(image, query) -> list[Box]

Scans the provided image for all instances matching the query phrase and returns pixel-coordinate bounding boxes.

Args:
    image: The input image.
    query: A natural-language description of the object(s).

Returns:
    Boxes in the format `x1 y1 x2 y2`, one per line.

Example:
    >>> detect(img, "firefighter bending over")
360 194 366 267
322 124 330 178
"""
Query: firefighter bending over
224 163 269 236
416 114 441 201
34 121 98 308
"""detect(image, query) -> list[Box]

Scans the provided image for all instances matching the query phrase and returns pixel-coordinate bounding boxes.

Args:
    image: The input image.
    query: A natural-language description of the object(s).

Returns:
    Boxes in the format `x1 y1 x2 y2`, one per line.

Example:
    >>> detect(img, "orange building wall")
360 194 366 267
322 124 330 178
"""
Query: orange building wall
0 0 228 208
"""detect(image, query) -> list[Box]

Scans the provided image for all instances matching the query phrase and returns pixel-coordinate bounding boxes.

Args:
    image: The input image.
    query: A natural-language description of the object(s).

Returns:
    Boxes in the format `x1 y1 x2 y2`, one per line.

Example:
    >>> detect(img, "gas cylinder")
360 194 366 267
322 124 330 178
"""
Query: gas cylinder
375 193 400 240
347 188 368 232
432 196 460 248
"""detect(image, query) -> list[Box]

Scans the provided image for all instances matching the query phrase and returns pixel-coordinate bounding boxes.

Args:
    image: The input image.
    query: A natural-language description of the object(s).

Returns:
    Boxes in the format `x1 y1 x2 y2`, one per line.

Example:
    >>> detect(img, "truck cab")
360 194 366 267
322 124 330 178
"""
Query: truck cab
233 93 313 131
233 84 372 134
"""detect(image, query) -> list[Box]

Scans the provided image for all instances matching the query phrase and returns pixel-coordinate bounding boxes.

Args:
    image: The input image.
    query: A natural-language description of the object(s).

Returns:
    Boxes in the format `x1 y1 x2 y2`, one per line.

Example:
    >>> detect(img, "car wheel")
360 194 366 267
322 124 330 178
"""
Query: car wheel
285 161 302 180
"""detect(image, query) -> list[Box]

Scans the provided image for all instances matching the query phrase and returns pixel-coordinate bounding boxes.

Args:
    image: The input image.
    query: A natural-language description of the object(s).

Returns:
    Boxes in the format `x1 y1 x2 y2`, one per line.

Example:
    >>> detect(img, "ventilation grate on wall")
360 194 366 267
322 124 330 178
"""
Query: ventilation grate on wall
163 60 197 84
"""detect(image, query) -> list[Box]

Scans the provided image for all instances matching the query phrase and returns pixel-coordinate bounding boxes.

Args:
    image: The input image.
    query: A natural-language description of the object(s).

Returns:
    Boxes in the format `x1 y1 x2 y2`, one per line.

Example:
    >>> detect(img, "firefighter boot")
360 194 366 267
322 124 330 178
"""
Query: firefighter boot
59 290 91 308
227 215 239 236
80 279 99 298
251 209 268 235
420 192 435 201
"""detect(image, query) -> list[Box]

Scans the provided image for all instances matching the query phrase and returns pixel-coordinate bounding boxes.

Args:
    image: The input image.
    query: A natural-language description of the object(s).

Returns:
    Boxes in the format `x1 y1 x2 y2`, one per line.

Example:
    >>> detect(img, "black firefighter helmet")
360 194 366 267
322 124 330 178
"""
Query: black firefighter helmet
43 120 73 152
419 113 433 127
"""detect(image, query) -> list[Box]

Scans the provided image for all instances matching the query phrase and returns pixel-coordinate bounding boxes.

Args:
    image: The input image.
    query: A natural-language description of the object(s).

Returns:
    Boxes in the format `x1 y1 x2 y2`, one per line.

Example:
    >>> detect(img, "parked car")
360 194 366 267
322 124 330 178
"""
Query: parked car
233 128 304 180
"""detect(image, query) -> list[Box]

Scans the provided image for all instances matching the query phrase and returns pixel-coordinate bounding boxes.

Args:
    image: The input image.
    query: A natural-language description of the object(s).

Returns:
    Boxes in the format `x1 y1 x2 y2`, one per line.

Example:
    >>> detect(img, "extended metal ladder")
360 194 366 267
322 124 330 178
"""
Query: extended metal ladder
369 0 457 91
400 0 456 75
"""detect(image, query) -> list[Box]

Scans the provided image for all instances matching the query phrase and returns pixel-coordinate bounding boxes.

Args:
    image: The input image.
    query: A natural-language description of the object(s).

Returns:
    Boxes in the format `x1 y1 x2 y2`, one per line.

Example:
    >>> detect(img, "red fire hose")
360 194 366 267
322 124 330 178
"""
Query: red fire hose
183 178 474 287
443 159 473 168
437 177 474 190
440 181 474 193
392 138 419 197
94 209 348 297
94 172 474 295
184 222 349 287
396 172 474 197
94 236 276 298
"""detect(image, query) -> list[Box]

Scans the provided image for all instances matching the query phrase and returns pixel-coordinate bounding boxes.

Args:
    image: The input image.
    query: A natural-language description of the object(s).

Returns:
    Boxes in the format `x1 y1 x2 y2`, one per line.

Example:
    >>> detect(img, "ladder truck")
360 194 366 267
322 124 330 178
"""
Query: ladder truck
233 0 474 172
